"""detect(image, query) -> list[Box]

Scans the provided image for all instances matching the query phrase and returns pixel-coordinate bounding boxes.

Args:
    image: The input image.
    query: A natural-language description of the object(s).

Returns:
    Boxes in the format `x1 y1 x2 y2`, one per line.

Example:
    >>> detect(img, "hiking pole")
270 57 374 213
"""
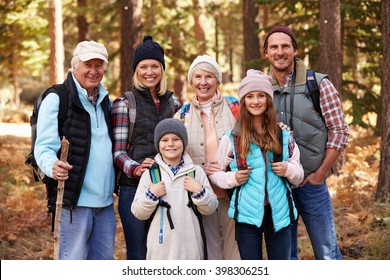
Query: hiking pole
53 136 69 260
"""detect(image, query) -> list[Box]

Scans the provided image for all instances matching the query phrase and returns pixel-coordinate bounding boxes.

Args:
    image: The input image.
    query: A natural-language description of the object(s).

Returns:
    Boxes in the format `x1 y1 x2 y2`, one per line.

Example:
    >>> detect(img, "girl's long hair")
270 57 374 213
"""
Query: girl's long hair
238 94 282 158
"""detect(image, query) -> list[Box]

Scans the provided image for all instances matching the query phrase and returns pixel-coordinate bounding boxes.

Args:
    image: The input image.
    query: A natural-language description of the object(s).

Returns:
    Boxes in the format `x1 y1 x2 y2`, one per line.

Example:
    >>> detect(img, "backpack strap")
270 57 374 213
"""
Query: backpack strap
306 69 326 123
148 163 174 245
185 170 208 260
272 128 295 225
230 133 248 241
122 91 136 143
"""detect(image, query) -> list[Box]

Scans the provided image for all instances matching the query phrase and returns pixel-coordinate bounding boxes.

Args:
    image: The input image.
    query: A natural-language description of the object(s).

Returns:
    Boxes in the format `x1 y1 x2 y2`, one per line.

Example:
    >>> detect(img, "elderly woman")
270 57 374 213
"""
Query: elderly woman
175 54 240 260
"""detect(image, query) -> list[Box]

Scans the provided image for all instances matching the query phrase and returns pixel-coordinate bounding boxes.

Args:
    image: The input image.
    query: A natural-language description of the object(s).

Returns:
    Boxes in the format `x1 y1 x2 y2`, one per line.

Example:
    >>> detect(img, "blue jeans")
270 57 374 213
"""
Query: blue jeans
236 205 292 260
291 182 342 260
59 204 116 260
118 185 146 260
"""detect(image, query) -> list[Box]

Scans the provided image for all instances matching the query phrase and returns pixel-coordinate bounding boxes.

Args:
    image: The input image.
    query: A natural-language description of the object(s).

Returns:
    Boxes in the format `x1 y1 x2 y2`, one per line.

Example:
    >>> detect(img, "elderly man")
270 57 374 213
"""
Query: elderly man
34 41 116 260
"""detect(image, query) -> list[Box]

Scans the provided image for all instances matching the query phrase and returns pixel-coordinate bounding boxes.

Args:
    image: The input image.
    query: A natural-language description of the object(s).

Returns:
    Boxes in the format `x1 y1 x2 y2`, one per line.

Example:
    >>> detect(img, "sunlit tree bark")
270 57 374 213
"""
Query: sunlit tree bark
376 0 390 204
49 0 65 84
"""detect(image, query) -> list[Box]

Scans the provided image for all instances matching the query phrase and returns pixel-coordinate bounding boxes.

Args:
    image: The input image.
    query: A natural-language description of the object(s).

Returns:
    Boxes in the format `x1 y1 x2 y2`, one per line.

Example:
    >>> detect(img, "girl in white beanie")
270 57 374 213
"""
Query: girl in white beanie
209 69 304 260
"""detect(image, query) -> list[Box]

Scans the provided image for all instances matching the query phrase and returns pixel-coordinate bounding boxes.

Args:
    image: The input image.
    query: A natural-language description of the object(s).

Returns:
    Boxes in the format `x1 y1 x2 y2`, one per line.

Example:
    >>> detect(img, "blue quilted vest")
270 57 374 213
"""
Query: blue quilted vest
227 129 297 232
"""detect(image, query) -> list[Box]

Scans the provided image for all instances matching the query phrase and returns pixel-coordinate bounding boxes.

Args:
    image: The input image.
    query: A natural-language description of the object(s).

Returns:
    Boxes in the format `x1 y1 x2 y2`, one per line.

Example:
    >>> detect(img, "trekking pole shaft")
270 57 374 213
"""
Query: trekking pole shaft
53 136 69 260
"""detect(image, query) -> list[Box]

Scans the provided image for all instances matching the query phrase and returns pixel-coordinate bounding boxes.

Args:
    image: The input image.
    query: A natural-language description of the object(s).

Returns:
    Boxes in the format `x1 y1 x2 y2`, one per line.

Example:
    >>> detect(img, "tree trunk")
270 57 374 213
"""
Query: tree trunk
77 0 88 42
259 4 269 61
319 0 342 91
11 33 19 106
171 29 187 103
120 0 143 93
319 0 344 175
192 0 207 54
376 0 390 204
48 0 65 84
242 0 260 73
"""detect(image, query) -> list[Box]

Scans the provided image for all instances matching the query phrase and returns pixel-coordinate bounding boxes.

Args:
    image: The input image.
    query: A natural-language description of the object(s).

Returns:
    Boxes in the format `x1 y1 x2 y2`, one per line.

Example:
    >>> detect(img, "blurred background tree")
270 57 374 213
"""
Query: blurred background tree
0 0 382 131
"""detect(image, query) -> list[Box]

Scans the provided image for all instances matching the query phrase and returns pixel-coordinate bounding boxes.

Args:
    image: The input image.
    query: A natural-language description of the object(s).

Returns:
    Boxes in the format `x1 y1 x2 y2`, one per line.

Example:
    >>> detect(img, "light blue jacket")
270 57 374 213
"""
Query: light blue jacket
34 73 115 207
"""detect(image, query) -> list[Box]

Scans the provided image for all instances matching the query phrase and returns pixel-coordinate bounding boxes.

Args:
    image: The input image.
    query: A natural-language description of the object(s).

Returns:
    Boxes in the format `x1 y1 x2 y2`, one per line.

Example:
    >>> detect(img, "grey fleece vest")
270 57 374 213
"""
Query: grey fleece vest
272 60 327 177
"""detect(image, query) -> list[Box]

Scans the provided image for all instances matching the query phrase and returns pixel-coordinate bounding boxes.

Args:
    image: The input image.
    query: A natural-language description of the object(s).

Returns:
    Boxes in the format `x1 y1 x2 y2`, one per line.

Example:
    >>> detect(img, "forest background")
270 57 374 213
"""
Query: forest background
0 0 389 260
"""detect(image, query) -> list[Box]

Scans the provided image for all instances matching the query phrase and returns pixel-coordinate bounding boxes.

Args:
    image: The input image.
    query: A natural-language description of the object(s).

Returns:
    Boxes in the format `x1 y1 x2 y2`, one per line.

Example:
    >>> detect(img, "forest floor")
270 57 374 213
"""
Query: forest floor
0 121 389 260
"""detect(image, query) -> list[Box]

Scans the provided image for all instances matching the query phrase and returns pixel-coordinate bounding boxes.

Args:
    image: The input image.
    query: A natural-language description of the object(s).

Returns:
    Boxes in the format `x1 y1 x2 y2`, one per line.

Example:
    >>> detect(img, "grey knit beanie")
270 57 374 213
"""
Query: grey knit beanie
154 118 188 152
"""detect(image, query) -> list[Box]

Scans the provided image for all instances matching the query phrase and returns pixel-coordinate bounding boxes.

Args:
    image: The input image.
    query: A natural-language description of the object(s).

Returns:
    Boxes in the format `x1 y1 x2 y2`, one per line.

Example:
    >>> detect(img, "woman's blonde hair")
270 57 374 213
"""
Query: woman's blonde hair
133 62 168 95
238 94 281 158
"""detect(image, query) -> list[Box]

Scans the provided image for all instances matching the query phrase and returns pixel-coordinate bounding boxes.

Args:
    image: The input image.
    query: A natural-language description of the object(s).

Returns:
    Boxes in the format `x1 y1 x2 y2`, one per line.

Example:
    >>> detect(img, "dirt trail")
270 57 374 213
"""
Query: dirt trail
0 122 30 138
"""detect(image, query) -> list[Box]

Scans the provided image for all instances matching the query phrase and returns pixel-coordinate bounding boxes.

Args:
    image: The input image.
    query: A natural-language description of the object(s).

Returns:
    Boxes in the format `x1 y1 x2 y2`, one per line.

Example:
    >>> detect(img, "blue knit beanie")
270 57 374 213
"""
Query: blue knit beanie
133 35 165 71
154 118 188 152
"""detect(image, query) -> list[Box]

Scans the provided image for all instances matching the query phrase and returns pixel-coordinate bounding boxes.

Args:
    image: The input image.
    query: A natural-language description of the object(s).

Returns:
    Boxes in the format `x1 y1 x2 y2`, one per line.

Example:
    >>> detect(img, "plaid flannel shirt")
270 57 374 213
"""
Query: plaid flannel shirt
111 97 140 177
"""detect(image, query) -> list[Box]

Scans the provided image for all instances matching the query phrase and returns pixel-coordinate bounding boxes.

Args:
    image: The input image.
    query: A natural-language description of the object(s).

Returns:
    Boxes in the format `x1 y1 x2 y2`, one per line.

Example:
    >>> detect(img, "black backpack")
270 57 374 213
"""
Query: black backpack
306 69 325 123
25 84 68 230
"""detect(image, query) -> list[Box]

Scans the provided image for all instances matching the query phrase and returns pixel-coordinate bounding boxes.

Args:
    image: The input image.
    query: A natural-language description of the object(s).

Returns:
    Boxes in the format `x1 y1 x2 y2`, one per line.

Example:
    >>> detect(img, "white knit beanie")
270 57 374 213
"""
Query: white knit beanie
187 54 222 84
238 69 274 101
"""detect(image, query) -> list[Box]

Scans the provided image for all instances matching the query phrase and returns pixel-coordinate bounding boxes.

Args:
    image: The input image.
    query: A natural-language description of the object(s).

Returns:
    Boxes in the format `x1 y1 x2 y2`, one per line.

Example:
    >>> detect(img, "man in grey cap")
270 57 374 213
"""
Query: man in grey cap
34 41 116 259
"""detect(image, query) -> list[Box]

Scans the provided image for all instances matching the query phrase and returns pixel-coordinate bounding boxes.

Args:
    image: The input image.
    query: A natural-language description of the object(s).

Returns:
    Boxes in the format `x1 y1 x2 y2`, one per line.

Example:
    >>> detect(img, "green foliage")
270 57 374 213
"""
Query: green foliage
0 0 49 85
0 0 384 130
257 0 382 130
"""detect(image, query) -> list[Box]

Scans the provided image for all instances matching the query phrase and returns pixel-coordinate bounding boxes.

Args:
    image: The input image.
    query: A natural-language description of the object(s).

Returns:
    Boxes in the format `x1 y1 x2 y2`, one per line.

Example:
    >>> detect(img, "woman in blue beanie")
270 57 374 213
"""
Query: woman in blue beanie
112 36 180 259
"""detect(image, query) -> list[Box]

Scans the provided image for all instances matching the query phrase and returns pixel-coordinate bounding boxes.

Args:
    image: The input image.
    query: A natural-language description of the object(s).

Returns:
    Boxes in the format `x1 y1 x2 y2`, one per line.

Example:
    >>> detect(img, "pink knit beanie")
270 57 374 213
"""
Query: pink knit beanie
238 69 274 101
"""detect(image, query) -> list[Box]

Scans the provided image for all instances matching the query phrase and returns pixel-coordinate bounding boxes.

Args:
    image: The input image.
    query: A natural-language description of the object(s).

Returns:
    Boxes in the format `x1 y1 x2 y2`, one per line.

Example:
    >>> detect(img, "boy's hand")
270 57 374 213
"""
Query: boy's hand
150 181 166 197
184 176 202 193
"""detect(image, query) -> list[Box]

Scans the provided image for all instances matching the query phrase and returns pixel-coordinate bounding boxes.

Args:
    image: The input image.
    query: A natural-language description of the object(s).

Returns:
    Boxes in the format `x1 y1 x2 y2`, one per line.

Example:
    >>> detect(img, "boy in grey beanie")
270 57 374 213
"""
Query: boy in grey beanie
154 118 188 153
131 118 218 260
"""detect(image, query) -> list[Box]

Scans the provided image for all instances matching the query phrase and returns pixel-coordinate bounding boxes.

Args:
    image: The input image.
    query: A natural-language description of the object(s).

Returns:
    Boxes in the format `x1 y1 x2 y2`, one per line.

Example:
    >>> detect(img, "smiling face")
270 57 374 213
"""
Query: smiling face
244 91 268 118
265 32 298 74
158 133 184 166
73 58 105 94
136 59 162 93
190 68 219 102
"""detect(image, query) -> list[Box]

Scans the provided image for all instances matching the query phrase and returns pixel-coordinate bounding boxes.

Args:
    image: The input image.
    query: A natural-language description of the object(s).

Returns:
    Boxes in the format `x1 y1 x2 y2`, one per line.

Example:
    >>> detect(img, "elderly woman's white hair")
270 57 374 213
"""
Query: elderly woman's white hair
187 54 222 85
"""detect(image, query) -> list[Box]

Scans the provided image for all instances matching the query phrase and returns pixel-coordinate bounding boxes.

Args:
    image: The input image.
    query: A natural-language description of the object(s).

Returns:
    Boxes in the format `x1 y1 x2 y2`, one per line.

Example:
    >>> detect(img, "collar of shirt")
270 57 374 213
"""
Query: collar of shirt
163 157 185 175
282 71 294 91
